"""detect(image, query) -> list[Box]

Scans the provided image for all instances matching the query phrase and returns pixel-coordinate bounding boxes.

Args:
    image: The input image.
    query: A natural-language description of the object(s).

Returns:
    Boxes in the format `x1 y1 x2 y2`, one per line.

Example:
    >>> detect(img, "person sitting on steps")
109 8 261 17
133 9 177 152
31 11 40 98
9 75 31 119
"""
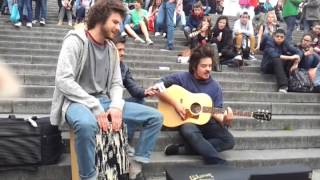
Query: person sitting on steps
261 28 303 94
157 45 235 165
124 0 154 45
233 11 257 61
113 36 164 179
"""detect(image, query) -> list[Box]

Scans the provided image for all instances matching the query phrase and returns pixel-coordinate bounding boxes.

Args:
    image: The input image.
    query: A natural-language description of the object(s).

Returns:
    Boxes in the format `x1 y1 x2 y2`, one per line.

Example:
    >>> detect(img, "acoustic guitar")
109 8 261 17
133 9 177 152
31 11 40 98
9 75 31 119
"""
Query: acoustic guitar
158 85 272 128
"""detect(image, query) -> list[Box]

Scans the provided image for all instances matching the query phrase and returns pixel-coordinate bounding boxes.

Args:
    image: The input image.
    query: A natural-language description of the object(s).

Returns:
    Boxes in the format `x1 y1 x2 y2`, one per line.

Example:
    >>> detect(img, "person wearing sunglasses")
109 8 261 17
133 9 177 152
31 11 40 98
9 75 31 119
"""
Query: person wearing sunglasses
260 28 303 93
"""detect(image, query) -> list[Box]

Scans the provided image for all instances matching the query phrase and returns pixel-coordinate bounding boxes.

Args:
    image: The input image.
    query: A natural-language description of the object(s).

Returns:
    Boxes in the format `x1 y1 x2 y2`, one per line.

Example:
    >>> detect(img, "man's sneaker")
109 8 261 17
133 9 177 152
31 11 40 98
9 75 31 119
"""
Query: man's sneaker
39 18 46 26
278 86 288 93
162 32 166 38
26 22 32 28
14 22 22 27
154 32 161 37
146 39 153 45
32 20 39 24
164 144 181 155
248 53 257 60
129 159 143 180
68 22 73 26
234 54 243 61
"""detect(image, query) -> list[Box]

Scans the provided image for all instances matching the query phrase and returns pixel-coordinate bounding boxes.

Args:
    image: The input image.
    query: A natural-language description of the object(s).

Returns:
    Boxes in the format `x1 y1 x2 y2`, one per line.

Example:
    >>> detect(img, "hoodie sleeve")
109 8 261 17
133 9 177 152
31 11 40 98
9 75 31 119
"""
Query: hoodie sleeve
108 44 125 111
55 35 104 116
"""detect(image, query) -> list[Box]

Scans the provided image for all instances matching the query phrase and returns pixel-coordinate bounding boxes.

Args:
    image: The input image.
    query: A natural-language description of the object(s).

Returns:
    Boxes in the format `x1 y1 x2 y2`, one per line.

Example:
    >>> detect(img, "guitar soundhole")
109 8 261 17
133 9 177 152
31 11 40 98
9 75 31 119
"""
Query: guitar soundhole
190 103 201 114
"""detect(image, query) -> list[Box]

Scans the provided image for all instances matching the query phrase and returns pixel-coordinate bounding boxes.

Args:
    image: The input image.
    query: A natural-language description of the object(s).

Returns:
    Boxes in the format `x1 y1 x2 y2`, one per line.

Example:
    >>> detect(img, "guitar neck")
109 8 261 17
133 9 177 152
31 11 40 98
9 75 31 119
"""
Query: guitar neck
211 108 252 117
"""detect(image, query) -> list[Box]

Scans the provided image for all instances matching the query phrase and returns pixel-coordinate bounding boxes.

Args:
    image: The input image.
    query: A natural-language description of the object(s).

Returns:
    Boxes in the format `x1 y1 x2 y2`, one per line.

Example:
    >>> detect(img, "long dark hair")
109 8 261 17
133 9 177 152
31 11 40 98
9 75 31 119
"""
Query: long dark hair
150 0 162 13
87 0 126 30
189 45 215 74
213 15 230 31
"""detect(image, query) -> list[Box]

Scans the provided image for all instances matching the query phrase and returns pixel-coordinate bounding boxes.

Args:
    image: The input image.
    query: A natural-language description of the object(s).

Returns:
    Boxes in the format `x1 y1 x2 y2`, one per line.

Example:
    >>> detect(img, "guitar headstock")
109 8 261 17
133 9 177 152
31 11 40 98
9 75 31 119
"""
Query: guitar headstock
252 110 272 121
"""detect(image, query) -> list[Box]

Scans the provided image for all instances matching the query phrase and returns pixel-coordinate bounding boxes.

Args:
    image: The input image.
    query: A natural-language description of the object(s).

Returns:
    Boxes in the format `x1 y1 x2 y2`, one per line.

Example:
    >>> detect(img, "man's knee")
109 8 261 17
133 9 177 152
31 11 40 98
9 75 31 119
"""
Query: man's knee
223 136 235 150
73 115 98 138
180 124 200 140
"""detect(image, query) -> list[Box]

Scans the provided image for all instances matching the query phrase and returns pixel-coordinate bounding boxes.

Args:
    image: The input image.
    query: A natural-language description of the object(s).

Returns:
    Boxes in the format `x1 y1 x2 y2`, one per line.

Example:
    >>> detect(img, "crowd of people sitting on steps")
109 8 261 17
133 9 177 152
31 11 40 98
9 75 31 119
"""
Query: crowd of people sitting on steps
2 0 320 93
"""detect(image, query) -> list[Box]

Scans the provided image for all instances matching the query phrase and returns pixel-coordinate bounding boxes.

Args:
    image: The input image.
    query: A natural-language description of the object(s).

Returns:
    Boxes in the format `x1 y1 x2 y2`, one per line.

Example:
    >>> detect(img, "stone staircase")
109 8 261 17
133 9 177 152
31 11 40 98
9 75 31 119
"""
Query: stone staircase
1 0 320 179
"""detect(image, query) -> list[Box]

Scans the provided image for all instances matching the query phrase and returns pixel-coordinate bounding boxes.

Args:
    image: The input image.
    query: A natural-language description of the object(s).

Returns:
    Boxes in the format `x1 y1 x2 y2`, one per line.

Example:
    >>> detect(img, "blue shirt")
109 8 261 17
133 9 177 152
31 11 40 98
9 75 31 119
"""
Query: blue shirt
161 72 223 108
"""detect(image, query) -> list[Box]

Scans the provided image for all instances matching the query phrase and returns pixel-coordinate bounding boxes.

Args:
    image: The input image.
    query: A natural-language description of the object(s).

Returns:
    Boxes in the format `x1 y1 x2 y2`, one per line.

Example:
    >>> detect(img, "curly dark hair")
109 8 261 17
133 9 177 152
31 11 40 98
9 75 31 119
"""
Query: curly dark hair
87 0 126 30
189 45 215 74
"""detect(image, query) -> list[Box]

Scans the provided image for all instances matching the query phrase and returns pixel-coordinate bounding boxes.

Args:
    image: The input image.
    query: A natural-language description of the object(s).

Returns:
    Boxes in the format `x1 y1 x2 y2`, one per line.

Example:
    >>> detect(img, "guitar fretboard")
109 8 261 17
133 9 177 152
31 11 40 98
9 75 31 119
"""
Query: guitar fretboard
203 106 253 117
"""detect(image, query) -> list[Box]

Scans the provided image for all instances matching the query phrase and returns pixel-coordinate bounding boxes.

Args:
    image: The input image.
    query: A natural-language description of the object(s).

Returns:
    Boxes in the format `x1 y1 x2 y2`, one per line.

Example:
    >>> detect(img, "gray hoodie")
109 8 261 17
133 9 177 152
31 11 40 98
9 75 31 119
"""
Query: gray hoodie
50 29 124 127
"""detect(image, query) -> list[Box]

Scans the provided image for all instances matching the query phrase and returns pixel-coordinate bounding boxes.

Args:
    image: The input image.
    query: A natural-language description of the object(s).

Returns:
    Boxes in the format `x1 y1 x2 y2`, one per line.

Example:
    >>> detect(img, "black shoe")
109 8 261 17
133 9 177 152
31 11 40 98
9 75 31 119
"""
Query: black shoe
164 144 181 155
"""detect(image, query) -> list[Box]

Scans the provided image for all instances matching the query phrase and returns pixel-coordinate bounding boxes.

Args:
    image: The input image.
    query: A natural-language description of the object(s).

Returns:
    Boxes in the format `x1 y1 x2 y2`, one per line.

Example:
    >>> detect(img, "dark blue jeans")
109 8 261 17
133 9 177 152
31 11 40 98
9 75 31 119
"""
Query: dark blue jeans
179 121 235 164
156 1 176 49
284 16 297 43
18 0 32 22
34 0 47 21
76 6 85 22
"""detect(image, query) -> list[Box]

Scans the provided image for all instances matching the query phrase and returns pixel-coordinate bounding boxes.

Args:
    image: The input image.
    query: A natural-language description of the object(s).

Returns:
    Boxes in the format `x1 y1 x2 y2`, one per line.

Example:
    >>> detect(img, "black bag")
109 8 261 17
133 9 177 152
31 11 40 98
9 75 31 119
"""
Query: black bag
288 69 313 92
0 115 64 169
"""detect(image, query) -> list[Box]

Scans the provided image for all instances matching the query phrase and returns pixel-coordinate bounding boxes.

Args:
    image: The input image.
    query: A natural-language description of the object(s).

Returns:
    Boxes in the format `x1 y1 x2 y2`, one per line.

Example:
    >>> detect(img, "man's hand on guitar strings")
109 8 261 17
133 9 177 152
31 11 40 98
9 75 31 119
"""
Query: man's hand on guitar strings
174 103 186 120
223 107 234 128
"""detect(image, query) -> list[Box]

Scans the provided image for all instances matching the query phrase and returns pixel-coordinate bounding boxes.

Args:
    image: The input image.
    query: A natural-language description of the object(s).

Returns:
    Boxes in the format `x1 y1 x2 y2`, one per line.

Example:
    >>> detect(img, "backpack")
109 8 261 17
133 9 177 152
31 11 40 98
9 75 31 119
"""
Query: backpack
0 115 64 170
288 69 314 93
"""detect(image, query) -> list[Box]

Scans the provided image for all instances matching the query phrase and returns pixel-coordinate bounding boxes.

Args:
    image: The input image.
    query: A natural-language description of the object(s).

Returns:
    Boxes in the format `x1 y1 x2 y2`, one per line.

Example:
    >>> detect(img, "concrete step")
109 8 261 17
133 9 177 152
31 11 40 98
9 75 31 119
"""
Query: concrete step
144 148 320 177
1 98 319 115
1 148 319 180
0 53 263 67
4 63 272 82
17 85 320 103
18 75 277 92
0 39 189 51
140 129 320 151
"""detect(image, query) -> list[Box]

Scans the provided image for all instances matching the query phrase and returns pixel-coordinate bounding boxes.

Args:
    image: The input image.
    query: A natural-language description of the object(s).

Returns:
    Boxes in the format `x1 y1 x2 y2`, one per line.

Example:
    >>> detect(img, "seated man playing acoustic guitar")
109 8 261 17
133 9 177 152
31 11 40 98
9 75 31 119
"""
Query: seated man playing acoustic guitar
157 45 235 164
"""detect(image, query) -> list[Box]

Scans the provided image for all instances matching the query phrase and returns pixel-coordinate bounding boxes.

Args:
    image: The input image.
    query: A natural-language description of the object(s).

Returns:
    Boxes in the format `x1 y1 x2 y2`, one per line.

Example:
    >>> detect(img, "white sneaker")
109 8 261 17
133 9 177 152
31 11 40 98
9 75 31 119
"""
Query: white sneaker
248 54 257 60
234 55 243 61
68 22 73 26
146 39 153 45
155 32 161 37
14 22 22 27
278 87 288 93
39 19 46 25
32 20 39 24
26 22 32 28
129 159 142 180
162 33 166 38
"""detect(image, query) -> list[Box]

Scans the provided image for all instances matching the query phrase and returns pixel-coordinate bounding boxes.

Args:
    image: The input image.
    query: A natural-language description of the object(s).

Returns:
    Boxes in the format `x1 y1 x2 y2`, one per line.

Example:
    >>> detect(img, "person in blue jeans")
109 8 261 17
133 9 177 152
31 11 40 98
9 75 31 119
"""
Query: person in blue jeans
50 1 162 180
33 0 47 25
113 34 163 164
14 0 33 27
158 45 235 164
156 0 177 50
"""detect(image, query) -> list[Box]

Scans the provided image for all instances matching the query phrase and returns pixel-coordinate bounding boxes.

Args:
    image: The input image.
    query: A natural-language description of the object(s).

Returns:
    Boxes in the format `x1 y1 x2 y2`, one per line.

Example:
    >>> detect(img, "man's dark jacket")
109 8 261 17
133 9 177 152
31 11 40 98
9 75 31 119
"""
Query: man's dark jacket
120 62 145 99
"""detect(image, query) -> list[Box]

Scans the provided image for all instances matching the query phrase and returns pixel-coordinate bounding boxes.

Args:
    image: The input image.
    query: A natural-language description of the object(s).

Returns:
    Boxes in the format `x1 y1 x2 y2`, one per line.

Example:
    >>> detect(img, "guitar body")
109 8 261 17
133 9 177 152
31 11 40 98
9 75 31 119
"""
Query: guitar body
158 85 213 128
